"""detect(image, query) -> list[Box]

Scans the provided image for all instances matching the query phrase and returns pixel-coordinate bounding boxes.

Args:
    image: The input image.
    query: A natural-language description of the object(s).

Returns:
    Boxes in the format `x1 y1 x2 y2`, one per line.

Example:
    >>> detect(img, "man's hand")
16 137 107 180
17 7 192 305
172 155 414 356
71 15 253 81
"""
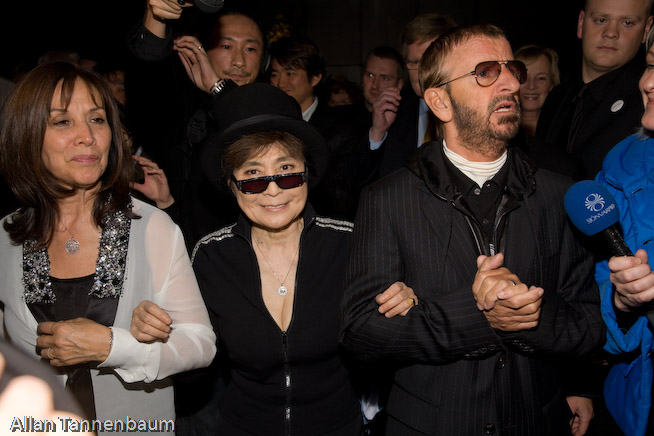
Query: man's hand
144 0 191 38
482 287 543 331
609 249 654 312
473 254 522 310
174 35 220 93
473 253 543 331
369 87 401 142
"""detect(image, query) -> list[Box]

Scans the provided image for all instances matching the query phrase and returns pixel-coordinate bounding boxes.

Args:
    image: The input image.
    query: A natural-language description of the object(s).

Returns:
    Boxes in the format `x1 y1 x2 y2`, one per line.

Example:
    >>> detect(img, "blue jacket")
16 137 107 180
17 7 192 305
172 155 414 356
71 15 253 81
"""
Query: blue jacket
595 133 654 436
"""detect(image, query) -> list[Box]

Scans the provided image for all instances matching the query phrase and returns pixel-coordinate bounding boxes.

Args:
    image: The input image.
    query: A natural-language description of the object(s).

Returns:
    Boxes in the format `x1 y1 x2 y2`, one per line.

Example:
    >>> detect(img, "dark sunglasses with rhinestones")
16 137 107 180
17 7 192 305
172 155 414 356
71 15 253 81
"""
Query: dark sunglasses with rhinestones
231 172 308 194
435 60 527 88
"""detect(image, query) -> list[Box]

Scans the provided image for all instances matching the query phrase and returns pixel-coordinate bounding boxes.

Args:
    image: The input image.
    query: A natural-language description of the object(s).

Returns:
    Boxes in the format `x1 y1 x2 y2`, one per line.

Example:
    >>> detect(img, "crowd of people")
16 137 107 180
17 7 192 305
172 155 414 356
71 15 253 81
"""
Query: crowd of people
1 0 654 435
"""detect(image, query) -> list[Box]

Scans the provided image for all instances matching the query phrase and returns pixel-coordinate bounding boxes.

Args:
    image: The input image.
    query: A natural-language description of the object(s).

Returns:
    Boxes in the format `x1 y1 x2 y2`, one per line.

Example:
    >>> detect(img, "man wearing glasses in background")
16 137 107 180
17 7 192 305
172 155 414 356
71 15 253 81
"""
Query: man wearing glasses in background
363 13 455 182
340 24 604 435
361 46 405 113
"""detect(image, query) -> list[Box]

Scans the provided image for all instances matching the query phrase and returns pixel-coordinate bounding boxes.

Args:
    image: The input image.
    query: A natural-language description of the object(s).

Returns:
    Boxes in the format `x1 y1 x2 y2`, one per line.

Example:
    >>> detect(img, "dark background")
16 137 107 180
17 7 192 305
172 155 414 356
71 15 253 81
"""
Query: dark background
2 0 584 84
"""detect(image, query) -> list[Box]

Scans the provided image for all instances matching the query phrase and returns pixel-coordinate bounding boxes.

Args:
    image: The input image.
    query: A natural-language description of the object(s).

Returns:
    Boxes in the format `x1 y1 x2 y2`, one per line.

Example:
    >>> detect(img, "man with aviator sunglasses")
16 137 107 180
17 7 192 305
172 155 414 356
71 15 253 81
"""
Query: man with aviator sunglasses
341 24 603 436
434 60 527 88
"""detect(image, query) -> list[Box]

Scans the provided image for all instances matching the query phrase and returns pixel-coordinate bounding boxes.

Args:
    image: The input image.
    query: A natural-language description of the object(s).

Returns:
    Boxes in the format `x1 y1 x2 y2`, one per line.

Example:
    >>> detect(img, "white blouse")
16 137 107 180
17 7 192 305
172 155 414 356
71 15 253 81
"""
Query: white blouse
0 198 216 435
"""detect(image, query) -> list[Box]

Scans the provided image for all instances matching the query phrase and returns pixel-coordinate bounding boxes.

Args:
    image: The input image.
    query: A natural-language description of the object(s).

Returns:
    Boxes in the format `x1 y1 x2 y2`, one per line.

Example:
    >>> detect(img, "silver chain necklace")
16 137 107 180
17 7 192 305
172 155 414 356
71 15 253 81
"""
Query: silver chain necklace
254 239 298 296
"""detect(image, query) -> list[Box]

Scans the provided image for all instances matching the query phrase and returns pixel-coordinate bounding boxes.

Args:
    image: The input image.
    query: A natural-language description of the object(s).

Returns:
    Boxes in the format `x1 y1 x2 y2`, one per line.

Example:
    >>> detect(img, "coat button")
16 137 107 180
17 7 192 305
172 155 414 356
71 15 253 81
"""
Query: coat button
484 423 496 434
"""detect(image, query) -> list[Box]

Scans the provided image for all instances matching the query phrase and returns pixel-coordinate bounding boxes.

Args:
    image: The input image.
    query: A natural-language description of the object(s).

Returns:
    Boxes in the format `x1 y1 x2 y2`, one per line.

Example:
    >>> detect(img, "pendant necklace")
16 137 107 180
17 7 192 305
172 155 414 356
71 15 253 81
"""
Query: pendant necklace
255 239 298 296
60 214 87 255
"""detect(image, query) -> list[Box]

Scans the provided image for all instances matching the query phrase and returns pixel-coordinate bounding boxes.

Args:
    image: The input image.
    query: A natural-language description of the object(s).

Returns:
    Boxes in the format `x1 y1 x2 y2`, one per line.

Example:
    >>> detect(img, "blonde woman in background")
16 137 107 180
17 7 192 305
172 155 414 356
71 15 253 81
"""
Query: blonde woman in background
514 45 560 136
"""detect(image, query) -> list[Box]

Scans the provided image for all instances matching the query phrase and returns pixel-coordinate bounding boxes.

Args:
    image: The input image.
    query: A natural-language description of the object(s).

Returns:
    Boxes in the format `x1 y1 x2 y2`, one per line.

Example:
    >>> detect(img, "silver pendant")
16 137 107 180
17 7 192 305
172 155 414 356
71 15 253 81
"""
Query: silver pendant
65 237 80 254
277 285 288 296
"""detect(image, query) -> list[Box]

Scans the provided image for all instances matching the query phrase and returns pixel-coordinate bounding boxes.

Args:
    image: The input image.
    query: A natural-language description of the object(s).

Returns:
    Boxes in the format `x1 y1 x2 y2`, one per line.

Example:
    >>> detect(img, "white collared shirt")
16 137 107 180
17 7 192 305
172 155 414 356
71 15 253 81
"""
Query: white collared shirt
302 96 319 122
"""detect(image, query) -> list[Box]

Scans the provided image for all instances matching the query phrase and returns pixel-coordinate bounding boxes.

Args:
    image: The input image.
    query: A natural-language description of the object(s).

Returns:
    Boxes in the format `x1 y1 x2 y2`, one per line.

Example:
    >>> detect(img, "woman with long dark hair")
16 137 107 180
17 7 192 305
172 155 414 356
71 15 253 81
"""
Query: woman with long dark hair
0 62 216 432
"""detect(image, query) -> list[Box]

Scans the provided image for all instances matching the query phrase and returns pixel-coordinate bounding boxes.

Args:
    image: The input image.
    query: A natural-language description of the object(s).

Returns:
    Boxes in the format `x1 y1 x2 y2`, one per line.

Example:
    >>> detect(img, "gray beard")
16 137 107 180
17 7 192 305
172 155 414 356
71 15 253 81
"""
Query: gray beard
450 95 520 159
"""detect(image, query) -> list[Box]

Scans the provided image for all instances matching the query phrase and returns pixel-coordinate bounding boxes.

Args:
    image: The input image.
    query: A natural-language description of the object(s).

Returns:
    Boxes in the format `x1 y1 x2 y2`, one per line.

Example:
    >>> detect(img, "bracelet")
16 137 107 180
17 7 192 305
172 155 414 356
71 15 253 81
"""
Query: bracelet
209 79 226 95
109 327 114 350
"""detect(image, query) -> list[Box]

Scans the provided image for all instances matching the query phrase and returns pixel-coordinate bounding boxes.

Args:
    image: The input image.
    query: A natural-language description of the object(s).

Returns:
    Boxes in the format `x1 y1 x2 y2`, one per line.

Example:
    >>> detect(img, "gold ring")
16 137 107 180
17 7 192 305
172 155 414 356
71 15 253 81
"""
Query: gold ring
509 280 517 286
46 348 53 360
408 297 416 307
198 45 203 50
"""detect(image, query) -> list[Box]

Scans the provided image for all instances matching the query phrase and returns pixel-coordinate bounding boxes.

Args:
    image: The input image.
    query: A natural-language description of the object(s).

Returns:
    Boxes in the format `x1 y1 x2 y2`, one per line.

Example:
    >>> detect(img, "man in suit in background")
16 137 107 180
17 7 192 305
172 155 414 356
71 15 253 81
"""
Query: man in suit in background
348 45 406 131
363 13 455 182
536 0 652 180
345 45 407 205
361 46 405 114
340 24 604 435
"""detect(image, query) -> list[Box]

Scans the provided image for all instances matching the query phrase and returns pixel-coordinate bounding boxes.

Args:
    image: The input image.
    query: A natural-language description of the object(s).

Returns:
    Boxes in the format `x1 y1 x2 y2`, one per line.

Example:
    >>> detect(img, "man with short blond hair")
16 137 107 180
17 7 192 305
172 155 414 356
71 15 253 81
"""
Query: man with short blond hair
537 0 653 179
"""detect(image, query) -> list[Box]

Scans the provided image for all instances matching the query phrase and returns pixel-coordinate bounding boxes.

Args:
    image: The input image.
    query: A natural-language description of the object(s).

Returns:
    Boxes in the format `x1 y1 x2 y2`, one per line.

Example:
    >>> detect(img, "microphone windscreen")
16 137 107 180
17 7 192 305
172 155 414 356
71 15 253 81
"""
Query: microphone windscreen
195 0 224 13
564 180 620 236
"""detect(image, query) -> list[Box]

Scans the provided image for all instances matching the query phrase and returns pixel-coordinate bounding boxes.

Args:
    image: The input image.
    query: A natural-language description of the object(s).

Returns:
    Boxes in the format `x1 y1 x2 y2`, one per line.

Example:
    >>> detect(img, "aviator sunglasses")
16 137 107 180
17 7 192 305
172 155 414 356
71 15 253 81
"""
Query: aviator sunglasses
436 60 527 88
231 171 307 194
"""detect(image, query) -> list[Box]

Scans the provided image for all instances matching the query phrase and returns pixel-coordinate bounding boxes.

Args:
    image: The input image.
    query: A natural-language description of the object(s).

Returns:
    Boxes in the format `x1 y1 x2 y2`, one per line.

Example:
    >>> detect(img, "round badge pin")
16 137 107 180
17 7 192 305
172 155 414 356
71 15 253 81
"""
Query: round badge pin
611 100 624 113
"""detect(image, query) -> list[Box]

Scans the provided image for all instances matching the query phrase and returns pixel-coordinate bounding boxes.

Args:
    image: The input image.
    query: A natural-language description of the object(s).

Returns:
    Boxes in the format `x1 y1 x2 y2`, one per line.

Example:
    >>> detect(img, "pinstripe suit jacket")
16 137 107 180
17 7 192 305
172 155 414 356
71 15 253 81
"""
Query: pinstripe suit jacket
340 142 604 436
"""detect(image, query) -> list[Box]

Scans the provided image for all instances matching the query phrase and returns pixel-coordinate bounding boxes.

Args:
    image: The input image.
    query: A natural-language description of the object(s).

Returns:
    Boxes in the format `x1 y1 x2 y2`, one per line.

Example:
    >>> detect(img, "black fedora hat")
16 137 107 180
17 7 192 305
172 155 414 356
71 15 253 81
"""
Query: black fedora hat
202 83 328 190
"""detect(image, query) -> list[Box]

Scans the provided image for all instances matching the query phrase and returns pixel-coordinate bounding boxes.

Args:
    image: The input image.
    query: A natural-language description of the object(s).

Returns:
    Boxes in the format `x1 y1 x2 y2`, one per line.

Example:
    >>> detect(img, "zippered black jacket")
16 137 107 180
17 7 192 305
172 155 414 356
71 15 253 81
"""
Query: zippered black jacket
192 205 361 435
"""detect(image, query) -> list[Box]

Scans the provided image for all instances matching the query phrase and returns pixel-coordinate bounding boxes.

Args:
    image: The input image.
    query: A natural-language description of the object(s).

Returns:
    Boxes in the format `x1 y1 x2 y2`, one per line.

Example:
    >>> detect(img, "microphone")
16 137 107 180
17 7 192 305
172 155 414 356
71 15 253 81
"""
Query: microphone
564 180 654 327
564 180 632 257
177 0 225 13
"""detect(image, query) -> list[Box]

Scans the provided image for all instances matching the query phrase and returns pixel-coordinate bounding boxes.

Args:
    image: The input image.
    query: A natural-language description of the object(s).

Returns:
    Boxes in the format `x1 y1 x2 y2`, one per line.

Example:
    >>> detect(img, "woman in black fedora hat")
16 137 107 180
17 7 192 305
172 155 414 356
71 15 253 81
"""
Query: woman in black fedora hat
131 83 418 435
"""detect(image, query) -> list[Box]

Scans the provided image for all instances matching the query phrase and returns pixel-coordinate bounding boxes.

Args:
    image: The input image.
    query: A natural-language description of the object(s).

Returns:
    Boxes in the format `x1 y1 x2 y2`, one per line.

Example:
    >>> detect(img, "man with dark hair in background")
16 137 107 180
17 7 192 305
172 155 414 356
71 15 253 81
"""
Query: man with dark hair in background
127 1 267 248
126 3 268 435
269 35 365 219
270 35 325 119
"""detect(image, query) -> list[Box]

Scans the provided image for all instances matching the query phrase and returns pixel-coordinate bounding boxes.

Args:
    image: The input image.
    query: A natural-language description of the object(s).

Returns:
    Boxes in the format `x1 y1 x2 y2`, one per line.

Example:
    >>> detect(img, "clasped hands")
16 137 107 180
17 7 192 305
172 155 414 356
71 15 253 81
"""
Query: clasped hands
472 253 543 331
36 318 111 367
